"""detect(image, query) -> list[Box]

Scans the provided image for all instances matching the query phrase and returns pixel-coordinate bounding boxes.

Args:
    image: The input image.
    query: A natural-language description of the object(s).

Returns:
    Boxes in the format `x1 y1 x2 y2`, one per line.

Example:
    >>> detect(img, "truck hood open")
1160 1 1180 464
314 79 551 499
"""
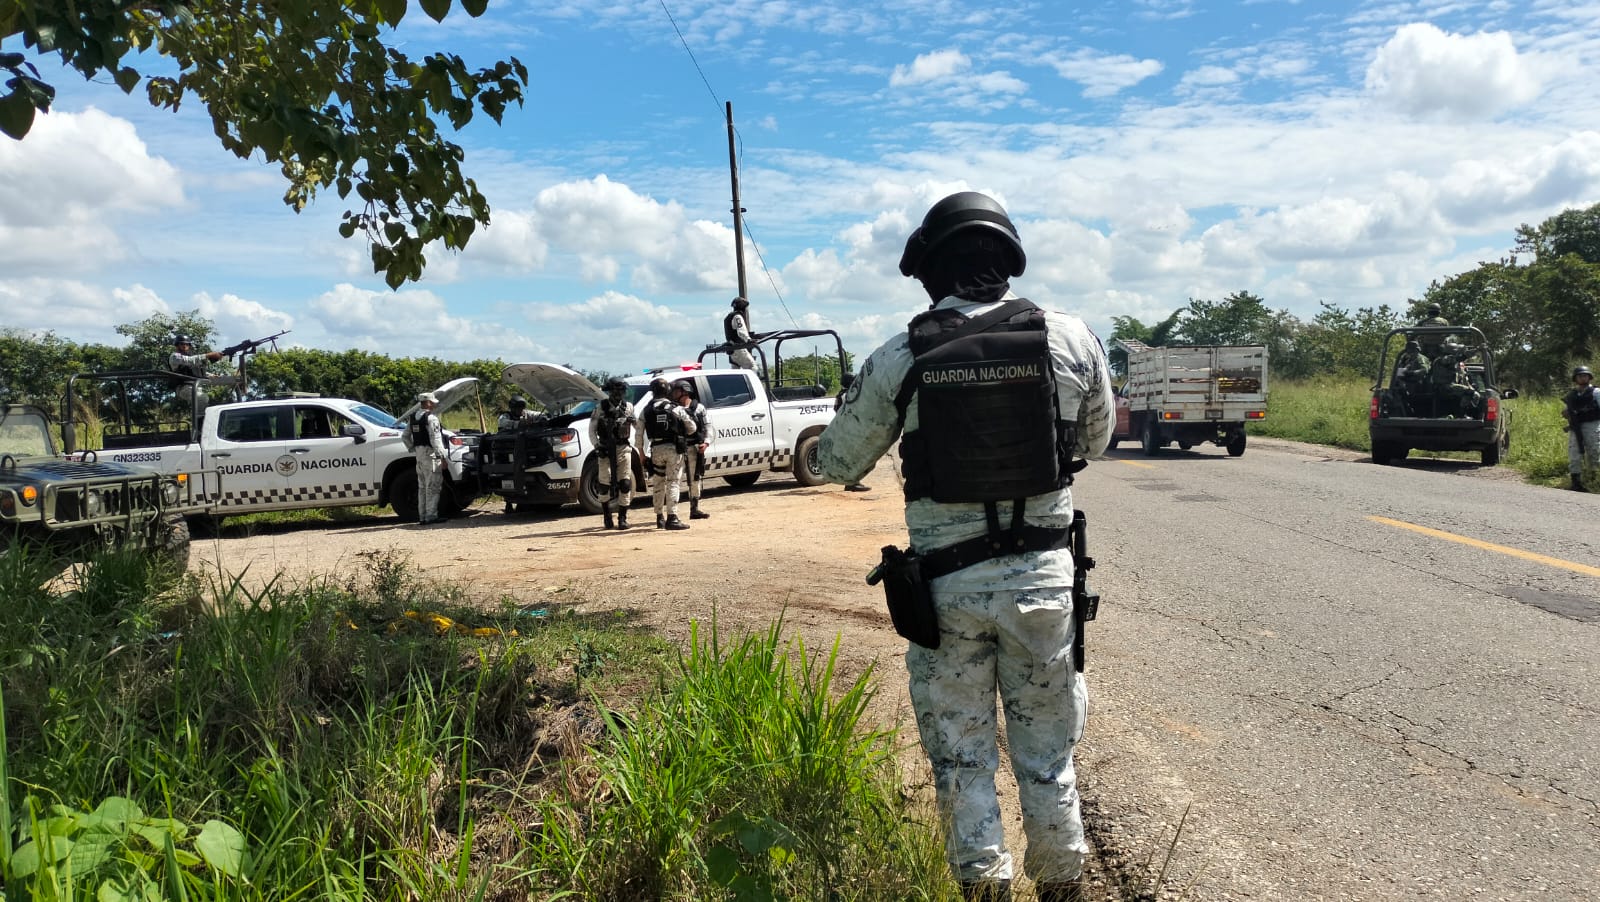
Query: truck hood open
501 363 603 413
397 376 479 423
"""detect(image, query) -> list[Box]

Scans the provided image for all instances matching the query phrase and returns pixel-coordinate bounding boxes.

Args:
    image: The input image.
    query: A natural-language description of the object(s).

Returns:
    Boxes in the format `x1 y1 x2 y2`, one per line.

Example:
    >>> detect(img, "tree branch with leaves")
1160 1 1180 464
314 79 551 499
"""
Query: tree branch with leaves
0 0 527 287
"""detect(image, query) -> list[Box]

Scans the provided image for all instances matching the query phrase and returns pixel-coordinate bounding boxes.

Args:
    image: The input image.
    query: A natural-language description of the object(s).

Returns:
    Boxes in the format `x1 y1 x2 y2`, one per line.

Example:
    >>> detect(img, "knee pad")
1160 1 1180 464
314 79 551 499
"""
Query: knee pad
618 477 632 494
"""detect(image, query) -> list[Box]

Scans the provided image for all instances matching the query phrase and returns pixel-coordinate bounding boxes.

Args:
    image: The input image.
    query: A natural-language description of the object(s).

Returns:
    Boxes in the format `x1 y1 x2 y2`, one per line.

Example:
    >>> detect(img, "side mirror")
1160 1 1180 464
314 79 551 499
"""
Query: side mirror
342 423 368 444
1499 388 1518 400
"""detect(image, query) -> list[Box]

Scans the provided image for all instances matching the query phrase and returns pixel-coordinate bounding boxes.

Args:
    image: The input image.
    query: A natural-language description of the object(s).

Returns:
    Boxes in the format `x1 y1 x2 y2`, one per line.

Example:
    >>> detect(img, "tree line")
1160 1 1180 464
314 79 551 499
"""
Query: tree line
1110 203 1600 392
0 312 564 420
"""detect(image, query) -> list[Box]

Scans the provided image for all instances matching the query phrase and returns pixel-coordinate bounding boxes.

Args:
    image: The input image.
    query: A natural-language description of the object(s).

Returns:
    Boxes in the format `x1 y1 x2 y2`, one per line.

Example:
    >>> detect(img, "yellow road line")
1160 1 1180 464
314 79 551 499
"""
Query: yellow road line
1369 516 1600 578
1115 460 1159 469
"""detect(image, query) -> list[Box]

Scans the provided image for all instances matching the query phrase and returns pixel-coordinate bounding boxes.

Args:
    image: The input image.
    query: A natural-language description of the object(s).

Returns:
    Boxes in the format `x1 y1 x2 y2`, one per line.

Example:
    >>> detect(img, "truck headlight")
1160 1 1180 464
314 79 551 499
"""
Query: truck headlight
162 480 181 505
20 485 38 506
84 489 103 517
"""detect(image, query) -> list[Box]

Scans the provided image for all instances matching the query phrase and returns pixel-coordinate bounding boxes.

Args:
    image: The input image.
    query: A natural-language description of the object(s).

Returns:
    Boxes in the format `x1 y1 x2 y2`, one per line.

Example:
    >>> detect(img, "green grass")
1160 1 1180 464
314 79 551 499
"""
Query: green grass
1 548 955 901
1248 377 1578 487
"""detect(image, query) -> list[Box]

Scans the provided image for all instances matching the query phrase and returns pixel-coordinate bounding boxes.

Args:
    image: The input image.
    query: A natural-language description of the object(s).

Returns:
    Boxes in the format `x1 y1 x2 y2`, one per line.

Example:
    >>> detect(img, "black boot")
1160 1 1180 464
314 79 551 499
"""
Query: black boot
664 514 690 530
959 881 1011 902
656 514 665 529
1572 474 1587 492
603 505 615 530
617 510 630 530
1036 880 1084 902
689 500 710 519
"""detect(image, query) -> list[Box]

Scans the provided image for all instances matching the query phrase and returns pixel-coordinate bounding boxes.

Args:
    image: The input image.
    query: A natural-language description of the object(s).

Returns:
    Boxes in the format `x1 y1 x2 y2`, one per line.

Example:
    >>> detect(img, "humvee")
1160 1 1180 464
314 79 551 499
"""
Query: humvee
1 404 198 567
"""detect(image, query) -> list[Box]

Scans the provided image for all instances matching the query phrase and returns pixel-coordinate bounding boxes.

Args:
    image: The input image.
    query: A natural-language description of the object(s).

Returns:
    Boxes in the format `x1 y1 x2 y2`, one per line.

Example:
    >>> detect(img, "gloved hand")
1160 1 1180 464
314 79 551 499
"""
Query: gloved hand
644 459 657 477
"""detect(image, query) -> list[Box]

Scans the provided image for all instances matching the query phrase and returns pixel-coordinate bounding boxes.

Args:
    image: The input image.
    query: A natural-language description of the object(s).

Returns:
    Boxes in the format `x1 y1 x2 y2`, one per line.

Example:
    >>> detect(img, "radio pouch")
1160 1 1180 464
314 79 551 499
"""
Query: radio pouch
867 545 940 649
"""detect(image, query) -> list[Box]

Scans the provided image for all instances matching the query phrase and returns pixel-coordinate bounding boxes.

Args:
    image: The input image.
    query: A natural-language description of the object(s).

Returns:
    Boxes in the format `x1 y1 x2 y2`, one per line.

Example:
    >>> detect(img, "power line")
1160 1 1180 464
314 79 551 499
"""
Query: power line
657 0 796 328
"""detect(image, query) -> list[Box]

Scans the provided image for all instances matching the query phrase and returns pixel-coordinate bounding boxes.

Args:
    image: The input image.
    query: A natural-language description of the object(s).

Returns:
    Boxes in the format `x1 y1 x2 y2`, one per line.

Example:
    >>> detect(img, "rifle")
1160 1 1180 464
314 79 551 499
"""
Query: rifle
219 329 291 358
1069 510 1100 673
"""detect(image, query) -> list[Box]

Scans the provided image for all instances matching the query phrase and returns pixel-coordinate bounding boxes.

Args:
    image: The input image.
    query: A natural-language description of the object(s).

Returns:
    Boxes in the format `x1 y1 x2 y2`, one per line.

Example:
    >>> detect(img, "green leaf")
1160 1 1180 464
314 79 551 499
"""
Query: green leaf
376 0 407 25
114 67 140 94
98 877 136 902
0 89 38 140
68 834 118 872
194 820 245 876
10 839 41 876
92 798 144 825
418 0 451 22
460 0 488 15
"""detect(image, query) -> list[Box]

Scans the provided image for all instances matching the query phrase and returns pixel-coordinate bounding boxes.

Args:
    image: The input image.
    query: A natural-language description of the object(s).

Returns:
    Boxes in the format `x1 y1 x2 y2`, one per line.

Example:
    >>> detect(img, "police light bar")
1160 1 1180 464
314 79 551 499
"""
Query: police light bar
679 362 702 370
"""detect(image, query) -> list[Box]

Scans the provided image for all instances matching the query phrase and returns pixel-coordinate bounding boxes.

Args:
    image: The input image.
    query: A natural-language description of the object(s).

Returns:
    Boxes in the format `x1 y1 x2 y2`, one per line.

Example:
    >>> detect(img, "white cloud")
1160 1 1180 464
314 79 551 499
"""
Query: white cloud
308 283 545 360
0 108 184 276
1045 49 1164 98
194 292 296 340
1179 65 1241 91
1366 23 1542 119
0 278 171 344
890 49 971 87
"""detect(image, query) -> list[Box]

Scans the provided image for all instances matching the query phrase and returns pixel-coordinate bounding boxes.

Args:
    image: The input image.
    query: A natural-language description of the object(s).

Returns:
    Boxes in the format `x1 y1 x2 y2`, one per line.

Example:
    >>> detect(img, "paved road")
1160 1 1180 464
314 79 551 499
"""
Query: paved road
1072 438 1598 901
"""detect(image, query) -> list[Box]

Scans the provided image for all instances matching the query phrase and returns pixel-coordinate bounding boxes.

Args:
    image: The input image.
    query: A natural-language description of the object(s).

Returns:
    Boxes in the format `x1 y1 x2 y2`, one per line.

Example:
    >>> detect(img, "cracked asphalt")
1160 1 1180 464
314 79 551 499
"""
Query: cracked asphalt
1074 437 1599 901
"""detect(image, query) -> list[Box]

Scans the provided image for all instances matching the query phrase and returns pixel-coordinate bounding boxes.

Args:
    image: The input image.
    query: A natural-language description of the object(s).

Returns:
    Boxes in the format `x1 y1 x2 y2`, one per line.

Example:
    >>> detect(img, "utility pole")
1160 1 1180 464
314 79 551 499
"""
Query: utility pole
726 101 748 304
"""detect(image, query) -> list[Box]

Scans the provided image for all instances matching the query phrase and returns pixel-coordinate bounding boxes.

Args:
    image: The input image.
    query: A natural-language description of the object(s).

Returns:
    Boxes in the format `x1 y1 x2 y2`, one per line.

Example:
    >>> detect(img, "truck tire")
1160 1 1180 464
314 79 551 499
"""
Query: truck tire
577 456 605 515
1140 418 1161 456
793 435 827 486
1371 442 1392 465
187 513 223 539
159 514 191 570
723 471 761 489
1226 433 1246 457
389 467 420 522
1481 441 1501 466
439 480 467 518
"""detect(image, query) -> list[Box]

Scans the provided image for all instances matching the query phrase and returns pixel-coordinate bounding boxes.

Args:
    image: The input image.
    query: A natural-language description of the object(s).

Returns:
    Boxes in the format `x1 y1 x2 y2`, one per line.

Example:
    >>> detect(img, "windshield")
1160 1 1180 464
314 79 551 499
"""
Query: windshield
351 404 399 428
0 409 55 457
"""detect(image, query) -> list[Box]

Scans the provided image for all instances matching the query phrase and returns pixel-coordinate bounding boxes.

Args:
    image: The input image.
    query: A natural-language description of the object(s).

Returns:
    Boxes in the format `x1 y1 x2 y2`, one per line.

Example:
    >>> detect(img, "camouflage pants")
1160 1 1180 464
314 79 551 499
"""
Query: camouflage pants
1569 420 1600 478
906 586 1088 885
649 445 685 519
597 444 635 508
685 448 706 501
414 449 443 523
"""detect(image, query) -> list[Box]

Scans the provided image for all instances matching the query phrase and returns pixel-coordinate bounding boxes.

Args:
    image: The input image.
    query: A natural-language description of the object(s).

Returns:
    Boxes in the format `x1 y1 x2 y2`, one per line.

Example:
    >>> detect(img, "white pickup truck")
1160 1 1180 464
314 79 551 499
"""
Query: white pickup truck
62 372 482 525
1110 341 1268 456
483 329 850 514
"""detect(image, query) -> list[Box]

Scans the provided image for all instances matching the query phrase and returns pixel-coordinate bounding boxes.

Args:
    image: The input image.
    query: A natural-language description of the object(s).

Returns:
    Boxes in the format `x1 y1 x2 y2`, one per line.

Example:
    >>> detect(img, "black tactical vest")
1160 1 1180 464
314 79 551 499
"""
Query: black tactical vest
408 411 432 450
643 398 679 443
723 310 745 344
895 300 1071 505
1569 385 1600 422
596 398 634 449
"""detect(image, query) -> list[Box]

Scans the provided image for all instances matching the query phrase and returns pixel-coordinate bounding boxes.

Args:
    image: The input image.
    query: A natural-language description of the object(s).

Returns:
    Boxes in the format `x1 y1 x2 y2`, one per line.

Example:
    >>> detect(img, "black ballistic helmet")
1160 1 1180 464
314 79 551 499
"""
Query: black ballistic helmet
1426 303 1442 316
603 376 628 392
899 191 1026 279
649 377 671 397
670 379 694 396
173 334 192 346
731 297 749 309
508 396 527 410
1575 366 1594 380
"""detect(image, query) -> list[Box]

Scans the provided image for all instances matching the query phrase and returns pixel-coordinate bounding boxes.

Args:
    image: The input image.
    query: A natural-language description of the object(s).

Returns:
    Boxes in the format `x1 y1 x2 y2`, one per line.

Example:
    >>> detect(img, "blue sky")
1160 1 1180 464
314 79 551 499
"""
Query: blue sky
3 0 1598 374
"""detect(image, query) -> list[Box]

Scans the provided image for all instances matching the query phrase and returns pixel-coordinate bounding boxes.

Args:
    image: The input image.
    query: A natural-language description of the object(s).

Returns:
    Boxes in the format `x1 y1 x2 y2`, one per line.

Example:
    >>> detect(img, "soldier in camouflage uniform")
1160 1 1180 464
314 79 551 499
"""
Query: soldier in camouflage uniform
1562 365 1600 491
642 377 697 530
681 381 714 519
819 192 1114 902
590 377 638 528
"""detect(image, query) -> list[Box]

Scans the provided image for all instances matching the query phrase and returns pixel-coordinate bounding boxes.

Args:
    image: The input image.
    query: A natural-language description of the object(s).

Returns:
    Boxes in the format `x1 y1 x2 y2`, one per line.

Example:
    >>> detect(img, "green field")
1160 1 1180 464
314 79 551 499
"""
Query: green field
1247 376 1576 487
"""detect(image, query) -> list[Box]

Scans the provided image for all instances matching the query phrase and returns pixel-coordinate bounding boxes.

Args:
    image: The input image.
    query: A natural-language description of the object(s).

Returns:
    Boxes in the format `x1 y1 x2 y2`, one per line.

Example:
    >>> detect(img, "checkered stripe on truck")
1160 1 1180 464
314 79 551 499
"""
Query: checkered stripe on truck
200 483 378 508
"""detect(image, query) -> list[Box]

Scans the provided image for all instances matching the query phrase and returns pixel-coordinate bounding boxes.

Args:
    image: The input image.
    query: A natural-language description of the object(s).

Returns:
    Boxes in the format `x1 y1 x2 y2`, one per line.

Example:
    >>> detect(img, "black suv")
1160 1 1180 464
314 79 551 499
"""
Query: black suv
1 404 196 567
1369 326 1518 466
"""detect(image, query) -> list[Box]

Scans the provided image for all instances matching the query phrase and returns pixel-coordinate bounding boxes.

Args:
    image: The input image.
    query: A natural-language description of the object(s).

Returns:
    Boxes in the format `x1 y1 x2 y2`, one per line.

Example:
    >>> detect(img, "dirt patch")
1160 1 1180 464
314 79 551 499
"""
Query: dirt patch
190 459 1125 898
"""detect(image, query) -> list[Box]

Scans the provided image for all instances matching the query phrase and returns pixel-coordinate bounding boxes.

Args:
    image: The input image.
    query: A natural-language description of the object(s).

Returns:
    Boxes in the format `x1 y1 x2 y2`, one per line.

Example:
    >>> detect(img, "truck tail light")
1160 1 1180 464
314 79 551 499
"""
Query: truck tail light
1369 396 1380 420
1245 410 1265 419
1485 397 1498 422
1162 411 1183 420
